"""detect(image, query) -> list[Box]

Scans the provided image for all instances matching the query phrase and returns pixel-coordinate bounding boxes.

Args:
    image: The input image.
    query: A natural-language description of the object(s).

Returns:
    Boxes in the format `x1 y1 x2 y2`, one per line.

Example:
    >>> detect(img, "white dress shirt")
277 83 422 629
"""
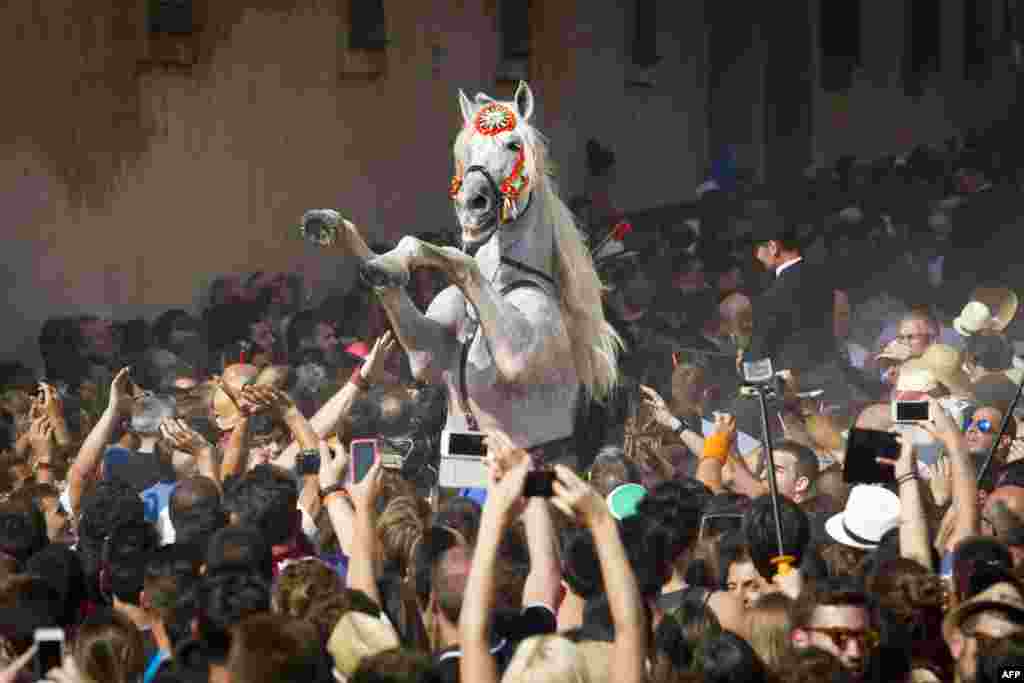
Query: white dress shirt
775 257 803 278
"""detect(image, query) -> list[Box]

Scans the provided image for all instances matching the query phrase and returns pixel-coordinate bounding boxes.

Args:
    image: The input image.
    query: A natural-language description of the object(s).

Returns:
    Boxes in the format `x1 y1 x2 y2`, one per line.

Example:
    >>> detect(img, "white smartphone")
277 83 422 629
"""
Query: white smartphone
33 628 64 679
438 429 489 489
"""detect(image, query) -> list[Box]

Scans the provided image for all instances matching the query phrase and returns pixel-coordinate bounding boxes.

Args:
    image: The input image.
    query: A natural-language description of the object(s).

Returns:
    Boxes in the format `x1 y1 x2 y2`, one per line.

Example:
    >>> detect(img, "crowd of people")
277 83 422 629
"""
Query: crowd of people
2 125 1024 683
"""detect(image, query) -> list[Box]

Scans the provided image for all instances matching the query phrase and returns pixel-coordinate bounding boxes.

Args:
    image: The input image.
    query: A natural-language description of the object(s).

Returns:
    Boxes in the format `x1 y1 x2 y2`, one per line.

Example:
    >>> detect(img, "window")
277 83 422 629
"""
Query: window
631 0 661 68
147 0 193 35
819 0 861 92
903 0 941 96
964 0 994 80
497 0 530 82
349 0 388 50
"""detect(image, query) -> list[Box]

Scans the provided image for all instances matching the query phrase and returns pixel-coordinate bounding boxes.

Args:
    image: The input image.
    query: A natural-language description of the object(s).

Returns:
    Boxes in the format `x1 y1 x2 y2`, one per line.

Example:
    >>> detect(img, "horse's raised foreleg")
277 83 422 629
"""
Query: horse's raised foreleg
365 238 569 387
311 218 456 385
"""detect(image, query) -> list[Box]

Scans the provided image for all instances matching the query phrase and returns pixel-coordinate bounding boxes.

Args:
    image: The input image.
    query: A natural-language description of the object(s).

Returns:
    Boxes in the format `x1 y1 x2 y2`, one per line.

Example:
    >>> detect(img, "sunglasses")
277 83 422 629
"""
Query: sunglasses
966 418 994 434
805 626 880 652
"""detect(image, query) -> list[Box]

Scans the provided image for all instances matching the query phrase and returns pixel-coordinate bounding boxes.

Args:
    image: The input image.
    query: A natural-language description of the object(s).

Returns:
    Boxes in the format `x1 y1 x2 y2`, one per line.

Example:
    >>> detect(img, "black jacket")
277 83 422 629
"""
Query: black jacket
748 259 836 373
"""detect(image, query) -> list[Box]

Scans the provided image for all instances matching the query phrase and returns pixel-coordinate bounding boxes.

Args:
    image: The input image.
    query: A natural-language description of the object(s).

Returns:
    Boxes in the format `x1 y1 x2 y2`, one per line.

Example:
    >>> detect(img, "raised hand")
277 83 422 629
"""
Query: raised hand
360 331 398 386
28 415 56 457
485 459 530 525
550 465 610 529
319 439 349 491
712 412 737 442
39 383 71 447
349 459 384 512
639 385 675 428
876 431 916 480
0 644 35 683
240 385 296 416
483 429 530 484
928 457 952 507
1009 439 1024 464
108 367 136 416
160 418 212 455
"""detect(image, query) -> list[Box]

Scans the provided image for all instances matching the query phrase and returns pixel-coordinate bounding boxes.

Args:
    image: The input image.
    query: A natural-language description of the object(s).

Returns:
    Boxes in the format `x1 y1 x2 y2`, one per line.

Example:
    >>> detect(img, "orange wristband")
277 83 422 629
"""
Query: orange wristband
702 431 732 463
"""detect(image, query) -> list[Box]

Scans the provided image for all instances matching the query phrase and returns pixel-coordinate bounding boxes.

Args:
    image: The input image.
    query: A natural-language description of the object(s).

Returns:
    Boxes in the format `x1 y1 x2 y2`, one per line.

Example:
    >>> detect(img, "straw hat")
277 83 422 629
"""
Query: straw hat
876 339 913 365
895 359 939 393
328 612 401 678
971 286 1019 333
943 580 1024 642
954 301 994 337
916 344 974 396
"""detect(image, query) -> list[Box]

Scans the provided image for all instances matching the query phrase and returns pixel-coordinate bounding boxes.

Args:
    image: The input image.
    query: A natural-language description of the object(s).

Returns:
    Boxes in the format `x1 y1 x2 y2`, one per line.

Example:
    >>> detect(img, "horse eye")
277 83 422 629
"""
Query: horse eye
506 140 521 152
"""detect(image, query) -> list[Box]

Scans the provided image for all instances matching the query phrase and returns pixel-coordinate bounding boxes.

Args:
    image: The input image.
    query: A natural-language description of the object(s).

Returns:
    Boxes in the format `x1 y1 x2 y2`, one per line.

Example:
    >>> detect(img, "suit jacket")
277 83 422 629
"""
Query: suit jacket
748 260 837 373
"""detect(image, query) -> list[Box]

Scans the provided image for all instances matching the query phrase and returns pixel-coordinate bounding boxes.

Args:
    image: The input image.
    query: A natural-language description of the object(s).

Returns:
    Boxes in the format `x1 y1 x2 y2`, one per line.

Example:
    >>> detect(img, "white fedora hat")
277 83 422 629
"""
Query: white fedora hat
825 485 901 550
954 301 994 337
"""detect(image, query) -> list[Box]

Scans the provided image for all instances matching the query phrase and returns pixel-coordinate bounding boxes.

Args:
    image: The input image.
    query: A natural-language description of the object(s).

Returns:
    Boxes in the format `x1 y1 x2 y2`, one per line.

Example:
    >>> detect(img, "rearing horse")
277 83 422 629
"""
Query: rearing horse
303 81 621 465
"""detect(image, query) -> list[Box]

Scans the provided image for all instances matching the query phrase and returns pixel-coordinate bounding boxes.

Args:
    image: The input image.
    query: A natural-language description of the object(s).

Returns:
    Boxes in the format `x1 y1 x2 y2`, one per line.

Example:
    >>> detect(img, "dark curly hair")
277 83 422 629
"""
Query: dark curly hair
223 465 298 547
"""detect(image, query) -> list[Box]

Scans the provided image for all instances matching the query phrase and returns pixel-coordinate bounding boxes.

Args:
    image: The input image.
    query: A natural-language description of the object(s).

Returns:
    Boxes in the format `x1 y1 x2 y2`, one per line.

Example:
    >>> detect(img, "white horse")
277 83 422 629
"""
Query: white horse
303 81 621 464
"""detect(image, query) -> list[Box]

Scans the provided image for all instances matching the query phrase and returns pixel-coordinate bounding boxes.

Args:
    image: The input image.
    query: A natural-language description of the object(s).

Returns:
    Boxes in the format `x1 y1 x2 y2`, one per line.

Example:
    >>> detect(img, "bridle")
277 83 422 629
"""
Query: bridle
449 102 533 229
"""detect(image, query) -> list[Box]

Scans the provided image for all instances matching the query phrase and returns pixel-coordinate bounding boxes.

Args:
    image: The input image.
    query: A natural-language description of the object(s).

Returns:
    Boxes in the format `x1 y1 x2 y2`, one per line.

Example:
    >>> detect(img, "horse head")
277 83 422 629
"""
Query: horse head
451 81 539 255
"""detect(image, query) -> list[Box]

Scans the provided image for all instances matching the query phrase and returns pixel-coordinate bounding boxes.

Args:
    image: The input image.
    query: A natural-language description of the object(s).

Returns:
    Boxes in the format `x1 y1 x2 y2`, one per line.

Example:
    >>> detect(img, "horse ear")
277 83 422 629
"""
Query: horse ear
513 81 534 122
474 92 496 105
458 89 476 125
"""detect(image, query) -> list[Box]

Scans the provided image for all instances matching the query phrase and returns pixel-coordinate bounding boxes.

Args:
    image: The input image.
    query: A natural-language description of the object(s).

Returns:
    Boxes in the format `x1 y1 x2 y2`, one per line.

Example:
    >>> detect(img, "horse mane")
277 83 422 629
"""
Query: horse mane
454 116 623 402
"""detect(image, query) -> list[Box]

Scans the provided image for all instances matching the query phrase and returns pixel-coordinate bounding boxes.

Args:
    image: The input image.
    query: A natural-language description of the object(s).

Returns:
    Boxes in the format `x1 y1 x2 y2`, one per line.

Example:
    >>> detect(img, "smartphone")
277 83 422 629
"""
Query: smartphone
438 429 488 489
296 450 321 476
349 439 379 485
893 400 930 423
34 628 64 679
524 470 556 497
844 428 900 486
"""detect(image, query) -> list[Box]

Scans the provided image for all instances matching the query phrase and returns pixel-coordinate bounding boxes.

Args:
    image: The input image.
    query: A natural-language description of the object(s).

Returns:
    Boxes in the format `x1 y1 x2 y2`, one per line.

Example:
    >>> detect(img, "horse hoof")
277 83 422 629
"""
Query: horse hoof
360 259 410 289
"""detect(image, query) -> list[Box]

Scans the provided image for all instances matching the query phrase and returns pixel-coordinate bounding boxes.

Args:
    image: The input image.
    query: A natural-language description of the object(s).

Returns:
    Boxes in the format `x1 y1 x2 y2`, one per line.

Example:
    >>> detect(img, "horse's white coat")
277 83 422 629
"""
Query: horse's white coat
350 82 622 449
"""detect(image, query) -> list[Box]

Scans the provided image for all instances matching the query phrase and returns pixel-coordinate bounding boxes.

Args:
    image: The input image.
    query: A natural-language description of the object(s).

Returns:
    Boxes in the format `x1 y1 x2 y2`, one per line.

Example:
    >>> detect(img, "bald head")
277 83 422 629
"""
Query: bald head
855 403 894 432
720 290 753 327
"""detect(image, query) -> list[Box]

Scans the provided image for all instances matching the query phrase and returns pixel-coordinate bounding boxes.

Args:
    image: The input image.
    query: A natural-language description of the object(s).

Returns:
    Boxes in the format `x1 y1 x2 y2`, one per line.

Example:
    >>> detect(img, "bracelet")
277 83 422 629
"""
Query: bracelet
348 365 370 391
321 483 348 499
897 472 919 486
702 431 732 464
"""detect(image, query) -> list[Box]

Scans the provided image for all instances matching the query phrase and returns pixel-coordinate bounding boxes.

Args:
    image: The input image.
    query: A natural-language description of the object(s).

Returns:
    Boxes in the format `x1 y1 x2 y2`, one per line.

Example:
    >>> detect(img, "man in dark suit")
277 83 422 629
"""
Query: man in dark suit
743 198 836 376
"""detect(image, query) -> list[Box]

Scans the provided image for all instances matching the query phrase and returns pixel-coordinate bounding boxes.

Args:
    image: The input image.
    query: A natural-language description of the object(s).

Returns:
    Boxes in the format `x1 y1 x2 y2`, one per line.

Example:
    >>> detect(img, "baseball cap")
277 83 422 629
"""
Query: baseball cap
607 484 647 521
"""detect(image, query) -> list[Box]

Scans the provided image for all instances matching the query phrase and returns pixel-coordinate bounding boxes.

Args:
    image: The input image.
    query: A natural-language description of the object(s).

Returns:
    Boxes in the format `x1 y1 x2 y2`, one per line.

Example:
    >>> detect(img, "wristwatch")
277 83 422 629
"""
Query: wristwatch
672 414 700 437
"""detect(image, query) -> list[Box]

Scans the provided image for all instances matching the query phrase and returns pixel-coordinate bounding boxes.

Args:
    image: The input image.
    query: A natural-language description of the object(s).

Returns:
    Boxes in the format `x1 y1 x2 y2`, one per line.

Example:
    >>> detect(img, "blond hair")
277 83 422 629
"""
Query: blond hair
746 592 793 673
501 635 608 683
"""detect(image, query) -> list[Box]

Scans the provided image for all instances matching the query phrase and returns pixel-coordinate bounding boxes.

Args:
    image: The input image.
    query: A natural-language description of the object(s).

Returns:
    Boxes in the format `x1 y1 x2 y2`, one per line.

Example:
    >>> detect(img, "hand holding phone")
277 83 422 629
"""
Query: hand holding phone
349 439 380 485
438 429 489 489
33 628 64 679
844 428 900 485
893 400 930 423
523 470 556 497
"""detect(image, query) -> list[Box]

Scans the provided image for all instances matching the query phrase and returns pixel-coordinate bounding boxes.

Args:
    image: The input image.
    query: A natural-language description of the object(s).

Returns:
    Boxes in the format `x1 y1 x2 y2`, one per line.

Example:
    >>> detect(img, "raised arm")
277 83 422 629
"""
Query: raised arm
927 398 978 552
319 439 355 558
275 333 397 470
346 458 385 607
68 367 132 515
551 465 647 683
460 462 531 683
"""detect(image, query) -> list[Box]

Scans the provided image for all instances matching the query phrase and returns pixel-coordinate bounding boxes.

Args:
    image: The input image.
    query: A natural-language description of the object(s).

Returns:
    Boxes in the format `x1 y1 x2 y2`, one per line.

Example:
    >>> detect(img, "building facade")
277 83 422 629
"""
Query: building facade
0 0 1017 362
